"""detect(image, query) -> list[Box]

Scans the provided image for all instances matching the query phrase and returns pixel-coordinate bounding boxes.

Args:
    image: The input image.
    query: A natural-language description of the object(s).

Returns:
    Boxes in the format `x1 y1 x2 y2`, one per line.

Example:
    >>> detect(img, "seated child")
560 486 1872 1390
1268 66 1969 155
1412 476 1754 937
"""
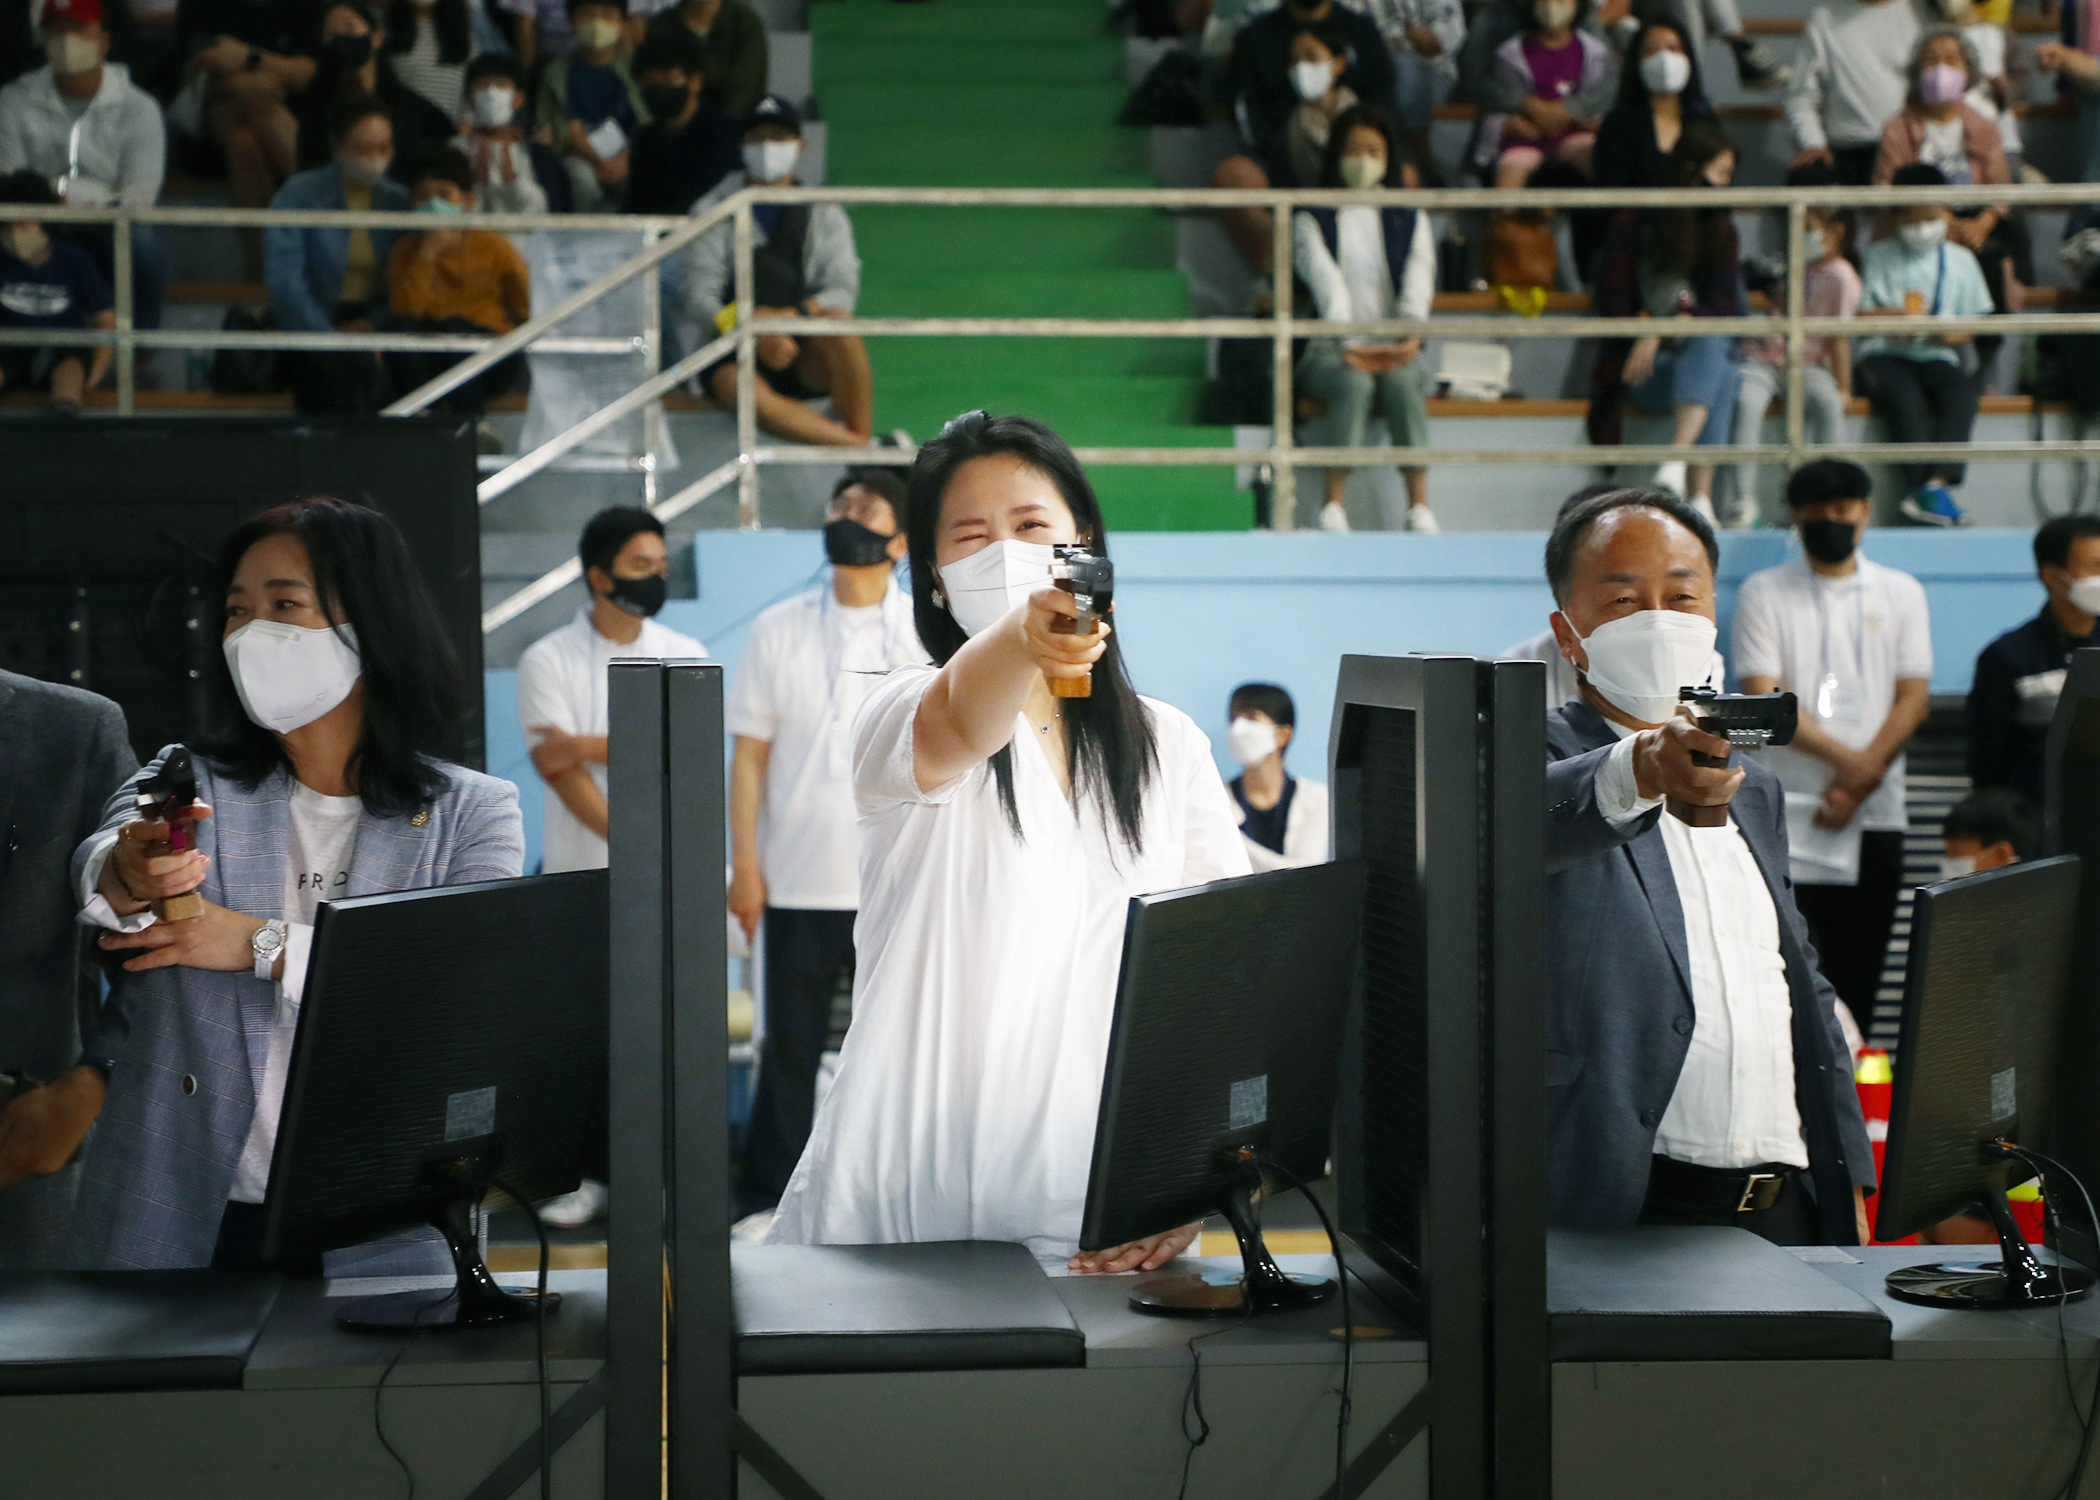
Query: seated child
0 170 114 413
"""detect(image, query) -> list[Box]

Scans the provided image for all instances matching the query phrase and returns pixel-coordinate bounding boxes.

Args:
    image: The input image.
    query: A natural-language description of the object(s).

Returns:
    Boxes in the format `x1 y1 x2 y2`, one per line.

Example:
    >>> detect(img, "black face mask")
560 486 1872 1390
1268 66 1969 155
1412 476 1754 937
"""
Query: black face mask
606 572 667 618
324 34 373 68
641 83 690 122
1799 518 1859 566
823 517 895 569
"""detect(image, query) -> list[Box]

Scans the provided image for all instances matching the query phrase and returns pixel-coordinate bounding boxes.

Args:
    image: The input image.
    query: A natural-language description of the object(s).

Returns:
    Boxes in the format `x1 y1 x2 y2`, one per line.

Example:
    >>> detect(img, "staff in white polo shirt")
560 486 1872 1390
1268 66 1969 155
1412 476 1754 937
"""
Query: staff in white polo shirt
1730 459 1931 1038
727 469 927 1219
516 505 707 1226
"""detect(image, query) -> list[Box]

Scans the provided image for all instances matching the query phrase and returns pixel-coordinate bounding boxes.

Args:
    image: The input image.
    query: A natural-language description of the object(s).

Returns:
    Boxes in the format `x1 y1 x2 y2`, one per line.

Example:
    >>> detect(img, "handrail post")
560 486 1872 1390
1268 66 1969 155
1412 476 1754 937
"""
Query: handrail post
1784 200 1806 471
114 208 134 415
1269 193 1296 531
734 199 759 530
640 224 663 506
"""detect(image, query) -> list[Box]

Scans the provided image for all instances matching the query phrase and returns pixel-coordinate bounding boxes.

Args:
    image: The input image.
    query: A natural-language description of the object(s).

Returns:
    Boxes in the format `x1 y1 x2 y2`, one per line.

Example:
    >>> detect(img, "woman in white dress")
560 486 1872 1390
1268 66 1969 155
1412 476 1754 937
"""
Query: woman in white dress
767 413 1251 1272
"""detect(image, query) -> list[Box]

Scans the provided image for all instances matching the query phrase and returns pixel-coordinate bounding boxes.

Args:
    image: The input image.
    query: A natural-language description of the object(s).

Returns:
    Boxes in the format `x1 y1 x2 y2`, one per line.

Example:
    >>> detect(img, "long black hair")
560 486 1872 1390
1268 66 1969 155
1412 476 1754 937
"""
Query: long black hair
905 412 1159 850
381 0 471 66
194 496 465 818
1645 119 1736 277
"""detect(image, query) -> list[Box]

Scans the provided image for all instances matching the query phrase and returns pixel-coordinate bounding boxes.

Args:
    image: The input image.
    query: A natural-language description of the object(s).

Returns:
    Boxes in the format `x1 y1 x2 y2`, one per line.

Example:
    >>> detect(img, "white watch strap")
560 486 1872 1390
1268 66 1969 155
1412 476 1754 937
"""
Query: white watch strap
254 920 287 981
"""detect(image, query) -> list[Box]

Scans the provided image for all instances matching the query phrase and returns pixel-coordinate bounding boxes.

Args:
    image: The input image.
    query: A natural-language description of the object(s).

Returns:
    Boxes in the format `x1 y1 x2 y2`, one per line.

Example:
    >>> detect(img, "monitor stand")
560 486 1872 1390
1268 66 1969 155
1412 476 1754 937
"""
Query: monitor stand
333 1186 563 1332
1128 1175 1336 1319
1886 1186 2096 1310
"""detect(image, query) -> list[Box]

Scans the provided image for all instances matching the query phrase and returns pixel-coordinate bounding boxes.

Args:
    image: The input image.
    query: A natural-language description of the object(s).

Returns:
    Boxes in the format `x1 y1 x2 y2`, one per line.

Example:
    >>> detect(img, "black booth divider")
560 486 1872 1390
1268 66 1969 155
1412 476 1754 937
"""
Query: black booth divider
2046 647 2100 1274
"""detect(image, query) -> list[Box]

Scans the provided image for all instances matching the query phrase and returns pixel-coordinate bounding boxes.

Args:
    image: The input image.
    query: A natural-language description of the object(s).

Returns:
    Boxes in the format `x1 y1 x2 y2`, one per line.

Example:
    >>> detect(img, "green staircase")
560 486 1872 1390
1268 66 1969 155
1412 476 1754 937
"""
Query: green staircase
812 0 1243 529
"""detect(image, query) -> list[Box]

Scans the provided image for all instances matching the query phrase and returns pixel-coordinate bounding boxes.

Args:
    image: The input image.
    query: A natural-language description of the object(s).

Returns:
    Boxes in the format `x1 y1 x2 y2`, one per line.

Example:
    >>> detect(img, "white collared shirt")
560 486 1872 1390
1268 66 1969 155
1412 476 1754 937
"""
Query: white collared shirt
1595 725 1809 1170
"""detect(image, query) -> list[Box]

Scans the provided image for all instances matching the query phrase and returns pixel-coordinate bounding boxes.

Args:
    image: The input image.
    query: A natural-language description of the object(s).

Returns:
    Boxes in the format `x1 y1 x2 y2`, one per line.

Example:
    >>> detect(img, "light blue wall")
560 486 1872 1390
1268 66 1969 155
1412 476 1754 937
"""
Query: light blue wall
483 528 2048 868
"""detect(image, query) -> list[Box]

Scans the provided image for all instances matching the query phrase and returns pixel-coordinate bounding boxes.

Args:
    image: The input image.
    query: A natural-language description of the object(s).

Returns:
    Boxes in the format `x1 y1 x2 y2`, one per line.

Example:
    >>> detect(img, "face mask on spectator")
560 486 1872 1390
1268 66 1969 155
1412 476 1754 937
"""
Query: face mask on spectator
1799 518 1859 565
1338 153 1384 190
471 86 517 128
1920 63 1967 105
824 517 894 568
1900 217 1947 252
4 225 50 260
1226 717 1280 767
576 17 622 50
2069 575 2100 614
1535 0 1576 29
1940 853 1977 880
48 32 102 75
743 139 799 181
223 621 363 735
325 33 373 68
937 539 1055 638
339 150 390 187
416 195 464 215
1291 59 1334 101
1638 49 1690 95
606 573 667 618
1568 609 1718 726
642 83 690 120
1815 227 1841 260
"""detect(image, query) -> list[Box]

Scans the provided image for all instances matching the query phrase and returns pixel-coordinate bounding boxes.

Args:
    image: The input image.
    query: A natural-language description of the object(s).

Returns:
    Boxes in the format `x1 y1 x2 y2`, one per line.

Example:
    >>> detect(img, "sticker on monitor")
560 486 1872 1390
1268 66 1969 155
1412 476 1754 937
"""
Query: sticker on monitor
1230 1074 1268 1130
445 1085 497 1141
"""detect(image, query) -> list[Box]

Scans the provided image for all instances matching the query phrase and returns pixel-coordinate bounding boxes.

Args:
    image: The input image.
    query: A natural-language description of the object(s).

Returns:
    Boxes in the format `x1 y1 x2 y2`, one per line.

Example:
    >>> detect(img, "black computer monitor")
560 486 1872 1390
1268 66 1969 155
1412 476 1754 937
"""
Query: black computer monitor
259 871 609 1330
1877 855 2088 1309
1077 860 1366 1318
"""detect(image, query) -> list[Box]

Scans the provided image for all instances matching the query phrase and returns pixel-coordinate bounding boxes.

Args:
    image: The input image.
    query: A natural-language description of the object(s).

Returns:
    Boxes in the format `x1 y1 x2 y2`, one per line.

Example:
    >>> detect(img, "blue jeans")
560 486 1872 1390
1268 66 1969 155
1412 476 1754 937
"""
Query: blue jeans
1628 335 1740 445
1391 50 1452 135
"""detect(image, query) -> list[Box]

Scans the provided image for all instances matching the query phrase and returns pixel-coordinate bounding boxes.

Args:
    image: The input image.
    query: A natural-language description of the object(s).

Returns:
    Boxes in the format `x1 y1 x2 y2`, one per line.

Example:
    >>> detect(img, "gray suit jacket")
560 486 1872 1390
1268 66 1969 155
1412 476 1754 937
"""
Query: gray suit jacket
0 671 137 1266
67 747 523 1270
1544 699 1875 1244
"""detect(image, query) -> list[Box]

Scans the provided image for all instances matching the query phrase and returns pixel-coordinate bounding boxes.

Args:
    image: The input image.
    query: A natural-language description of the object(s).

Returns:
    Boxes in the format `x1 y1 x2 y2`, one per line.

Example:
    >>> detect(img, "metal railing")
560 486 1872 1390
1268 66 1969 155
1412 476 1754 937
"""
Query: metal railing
10 181 2100 636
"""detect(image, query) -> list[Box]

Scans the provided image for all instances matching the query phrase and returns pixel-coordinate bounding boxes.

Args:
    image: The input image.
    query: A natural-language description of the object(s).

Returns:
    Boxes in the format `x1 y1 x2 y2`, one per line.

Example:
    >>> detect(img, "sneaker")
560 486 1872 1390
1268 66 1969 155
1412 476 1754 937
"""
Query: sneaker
538 1177 607 1228
475 420 503 455
1404 502 1441 533
1721 493 1760 531
48 397 82 417
878 427 914 450
1729 36 1790 90
731 1209 776 1245
1901 482 1968 527
1317 500 1352 532
1653 460 1687 497
1689 494 1719 526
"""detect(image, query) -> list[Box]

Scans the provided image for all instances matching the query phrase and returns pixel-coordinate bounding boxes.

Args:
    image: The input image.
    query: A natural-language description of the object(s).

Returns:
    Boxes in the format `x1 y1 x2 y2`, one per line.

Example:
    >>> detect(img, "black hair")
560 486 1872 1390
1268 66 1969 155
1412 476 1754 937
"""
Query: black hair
324 0 382 33
0 168 59 206
565 0 626 17
1610 19 1714 118
578 505 663 578
464 50 524 89
195 497 463 818
1891 161 1949 189
1557 482 1623 522
633 28 705 78
1544 487 1719 605
408 144 473 194
1646 120 1736 276
328 90 393 143
1229 682 1296 730
832 466 906 527
1943 788 2039 861
1785 457 1872 510
905 411 1159 850
380 0 467 65
2035 514 2100 571
1316 101 1410 190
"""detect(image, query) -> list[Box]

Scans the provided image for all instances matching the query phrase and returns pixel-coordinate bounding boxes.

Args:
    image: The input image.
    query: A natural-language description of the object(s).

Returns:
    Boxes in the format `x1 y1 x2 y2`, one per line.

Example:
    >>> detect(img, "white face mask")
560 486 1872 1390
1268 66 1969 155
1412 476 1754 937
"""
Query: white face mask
1638 49 1690 95
1291 59 1334 101
1900 218 1947 253
1226 717 1281 767
575 17 622 49
937 539 1055 638
2068 575 2100 615
1568 609 1719 726
1338 153 1384 190
1536 0 1576 27
1940 854 1978 881
223 620 363 734
470 85 517 128
4 224 50 261
743 139 799 182
49 32 102 75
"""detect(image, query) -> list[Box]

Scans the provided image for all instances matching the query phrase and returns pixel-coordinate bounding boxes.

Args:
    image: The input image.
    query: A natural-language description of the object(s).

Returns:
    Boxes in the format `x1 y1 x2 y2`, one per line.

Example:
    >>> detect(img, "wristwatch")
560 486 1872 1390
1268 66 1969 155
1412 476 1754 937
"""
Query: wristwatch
251 919 288 981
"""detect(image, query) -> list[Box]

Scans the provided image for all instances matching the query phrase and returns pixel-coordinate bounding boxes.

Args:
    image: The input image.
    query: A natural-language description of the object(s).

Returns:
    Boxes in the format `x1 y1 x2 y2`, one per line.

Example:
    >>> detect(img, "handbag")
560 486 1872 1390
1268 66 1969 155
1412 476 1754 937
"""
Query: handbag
1484 210 1557 290
208 305 282 395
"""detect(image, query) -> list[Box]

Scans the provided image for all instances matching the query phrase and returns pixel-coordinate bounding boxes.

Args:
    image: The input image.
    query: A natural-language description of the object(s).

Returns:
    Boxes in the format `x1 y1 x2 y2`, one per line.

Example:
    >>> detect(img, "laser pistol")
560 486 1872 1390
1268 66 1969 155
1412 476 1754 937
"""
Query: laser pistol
136 746 205 922
1667 686 1798 827
1048 544 1113 700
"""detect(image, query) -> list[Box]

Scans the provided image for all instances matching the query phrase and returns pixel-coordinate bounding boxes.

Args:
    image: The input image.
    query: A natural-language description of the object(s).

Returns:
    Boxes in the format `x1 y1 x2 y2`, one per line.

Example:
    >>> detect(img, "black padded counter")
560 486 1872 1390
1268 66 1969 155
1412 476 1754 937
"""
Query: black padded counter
733 1241 1085 1374
1548 1227 1891 1362
0 1270 284 1394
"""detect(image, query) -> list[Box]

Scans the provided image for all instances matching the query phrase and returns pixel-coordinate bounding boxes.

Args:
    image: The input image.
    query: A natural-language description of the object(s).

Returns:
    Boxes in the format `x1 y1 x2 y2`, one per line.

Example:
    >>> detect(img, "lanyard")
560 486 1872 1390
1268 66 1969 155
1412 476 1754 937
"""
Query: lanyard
1810 563 1869 717
819 577 910 732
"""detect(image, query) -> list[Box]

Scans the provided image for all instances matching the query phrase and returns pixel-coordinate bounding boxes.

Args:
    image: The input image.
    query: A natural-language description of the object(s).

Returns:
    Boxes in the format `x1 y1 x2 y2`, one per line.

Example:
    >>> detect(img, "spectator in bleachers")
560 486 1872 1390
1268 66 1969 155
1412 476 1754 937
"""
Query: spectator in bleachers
1785 0 1919 188
379 0 473 125
1940 786 2036 875
686 93 883 449
1211 0 1393 275
626 27 738 214
533 0 642 211
0 169 114 411
1463 0 1787 97
1289 106 1438 533
295 1 451 176
265 92 407 413
1474 0 1618 189
383 143 528 415
1732 204 1859 527
1590 122 1741 520
1223 682 1330 870
1269 30 1361 192
176 0 316 226
1591 19 1715 192
1855 161 1991 527
1966 514 2100 805
642 0 767 121
1873 26 2024 376
0 0 168 332
1940 0 2025 179
1359 0 1465 155
453 50 571 211
501 0 571 71
2037 12 2100 191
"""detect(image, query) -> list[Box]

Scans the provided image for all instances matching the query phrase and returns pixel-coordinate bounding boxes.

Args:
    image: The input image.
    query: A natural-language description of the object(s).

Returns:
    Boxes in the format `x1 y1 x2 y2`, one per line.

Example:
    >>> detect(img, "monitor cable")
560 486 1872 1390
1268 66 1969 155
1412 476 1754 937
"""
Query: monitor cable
371 1284 456 1500
1264 1157 1354 1500
1174 1188 1262 1500
1998 1146 2100 1500
491 1178 555 1500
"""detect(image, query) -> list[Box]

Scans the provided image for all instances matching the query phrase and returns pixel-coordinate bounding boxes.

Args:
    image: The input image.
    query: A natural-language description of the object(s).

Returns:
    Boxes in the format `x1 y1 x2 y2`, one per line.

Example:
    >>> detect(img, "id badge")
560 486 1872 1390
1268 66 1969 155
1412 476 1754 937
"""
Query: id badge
1814 673 1866 726
826 716 852 780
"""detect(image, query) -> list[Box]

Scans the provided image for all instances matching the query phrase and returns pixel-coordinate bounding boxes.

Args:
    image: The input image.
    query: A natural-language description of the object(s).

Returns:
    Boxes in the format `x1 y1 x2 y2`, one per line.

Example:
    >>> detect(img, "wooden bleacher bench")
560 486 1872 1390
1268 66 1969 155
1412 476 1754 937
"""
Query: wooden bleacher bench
1432 97 2071 123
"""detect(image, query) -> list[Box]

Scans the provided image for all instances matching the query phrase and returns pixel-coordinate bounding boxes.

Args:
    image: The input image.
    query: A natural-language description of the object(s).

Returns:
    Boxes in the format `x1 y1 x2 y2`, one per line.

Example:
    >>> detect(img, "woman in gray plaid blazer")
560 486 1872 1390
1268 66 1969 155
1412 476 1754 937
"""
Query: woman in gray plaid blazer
62 498 524 1271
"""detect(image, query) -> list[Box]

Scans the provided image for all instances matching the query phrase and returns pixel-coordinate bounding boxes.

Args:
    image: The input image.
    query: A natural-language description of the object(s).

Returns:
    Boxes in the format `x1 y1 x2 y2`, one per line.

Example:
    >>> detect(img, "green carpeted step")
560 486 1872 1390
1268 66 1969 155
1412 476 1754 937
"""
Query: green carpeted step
875 337 1204 381
849 208 1176 273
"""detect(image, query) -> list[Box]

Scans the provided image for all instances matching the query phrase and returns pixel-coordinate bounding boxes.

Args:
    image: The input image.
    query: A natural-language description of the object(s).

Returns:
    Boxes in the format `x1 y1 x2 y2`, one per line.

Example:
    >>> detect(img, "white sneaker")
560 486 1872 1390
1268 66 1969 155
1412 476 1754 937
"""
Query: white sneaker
1652 460 1687 497
731 1210 776 1245
538 1178 607 1228
1404 503 1441 533
1318 501 1351 532
1689 494 1718 526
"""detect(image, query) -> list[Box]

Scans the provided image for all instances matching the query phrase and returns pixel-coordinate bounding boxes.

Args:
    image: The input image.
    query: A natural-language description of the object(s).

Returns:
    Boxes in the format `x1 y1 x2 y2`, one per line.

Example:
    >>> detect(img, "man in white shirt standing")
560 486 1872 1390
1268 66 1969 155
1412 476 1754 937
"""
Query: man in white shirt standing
516 505 706 1225
1732 459 1931 1044
726 469 926 1220
1540 487 1873 1245
1784 0 1922 185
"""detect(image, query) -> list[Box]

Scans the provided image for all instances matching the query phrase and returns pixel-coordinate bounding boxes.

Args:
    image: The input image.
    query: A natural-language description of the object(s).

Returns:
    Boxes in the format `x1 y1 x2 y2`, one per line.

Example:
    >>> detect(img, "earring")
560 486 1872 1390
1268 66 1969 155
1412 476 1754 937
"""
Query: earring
931 588 947 609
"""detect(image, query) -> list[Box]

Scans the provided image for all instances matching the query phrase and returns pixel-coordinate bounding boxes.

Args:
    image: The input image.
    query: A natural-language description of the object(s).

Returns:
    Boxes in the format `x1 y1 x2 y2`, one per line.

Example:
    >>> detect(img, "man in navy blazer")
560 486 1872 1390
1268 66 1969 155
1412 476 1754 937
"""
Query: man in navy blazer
1538 489 1875 1245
